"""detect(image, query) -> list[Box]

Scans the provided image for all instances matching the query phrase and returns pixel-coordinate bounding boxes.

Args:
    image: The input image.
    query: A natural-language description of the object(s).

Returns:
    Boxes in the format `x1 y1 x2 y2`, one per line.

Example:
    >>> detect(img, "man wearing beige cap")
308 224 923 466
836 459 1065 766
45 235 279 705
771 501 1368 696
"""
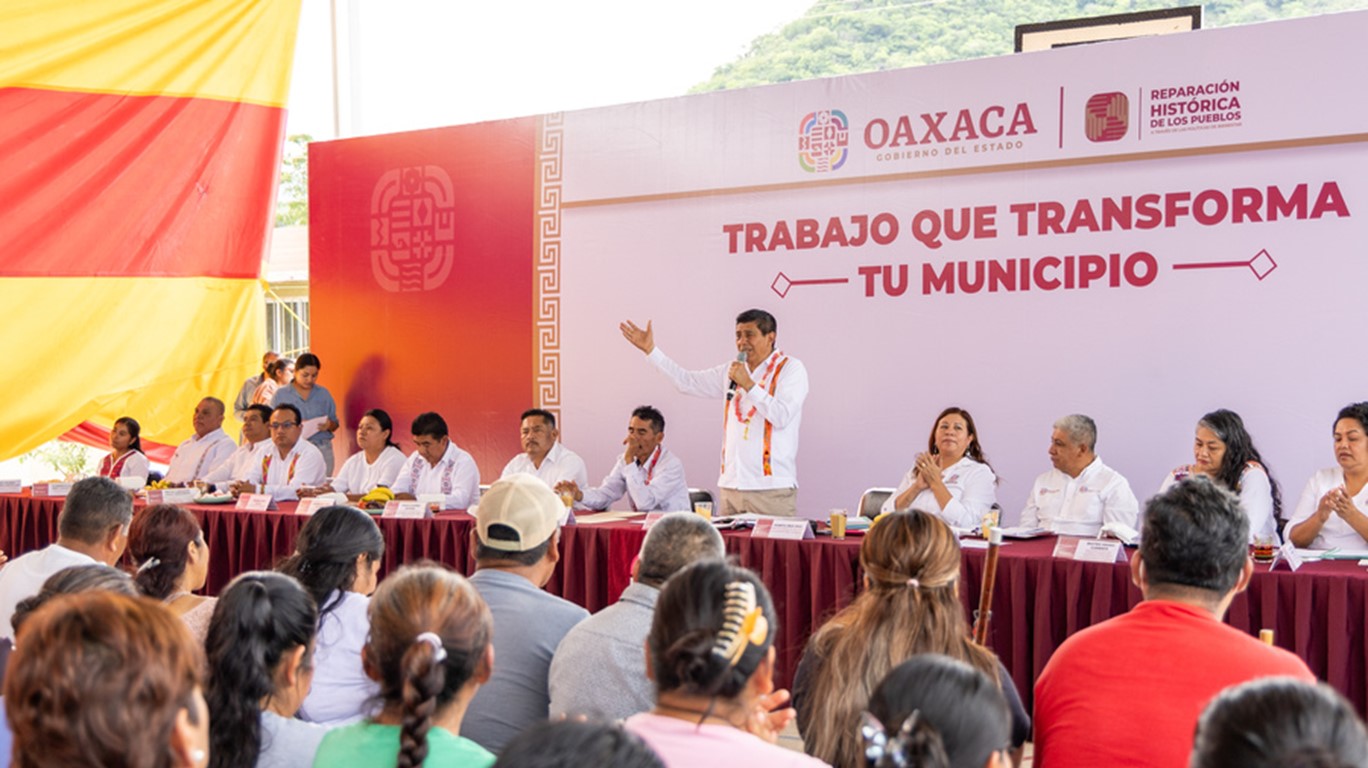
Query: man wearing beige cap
463 473 590 753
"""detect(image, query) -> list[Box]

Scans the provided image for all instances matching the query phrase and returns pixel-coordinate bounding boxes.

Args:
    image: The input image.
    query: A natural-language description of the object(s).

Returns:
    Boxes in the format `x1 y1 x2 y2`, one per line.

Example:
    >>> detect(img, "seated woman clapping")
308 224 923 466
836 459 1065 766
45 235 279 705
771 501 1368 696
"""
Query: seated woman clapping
881 407 997 529
623 561 828 767
1286 402 1368 550
793 510 1028 767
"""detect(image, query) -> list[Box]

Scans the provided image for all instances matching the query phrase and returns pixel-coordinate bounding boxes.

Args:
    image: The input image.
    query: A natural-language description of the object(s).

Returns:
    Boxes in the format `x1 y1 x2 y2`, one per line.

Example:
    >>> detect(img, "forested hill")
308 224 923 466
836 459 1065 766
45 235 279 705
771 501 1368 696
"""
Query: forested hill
691 0 1367 92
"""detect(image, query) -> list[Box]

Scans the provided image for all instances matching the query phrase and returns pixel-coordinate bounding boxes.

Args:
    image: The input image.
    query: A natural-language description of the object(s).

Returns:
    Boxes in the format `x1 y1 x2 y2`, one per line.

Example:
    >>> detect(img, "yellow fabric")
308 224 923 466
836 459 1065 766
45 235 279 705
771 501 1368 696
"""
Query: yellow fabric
0 277 265 460
0 0 301 106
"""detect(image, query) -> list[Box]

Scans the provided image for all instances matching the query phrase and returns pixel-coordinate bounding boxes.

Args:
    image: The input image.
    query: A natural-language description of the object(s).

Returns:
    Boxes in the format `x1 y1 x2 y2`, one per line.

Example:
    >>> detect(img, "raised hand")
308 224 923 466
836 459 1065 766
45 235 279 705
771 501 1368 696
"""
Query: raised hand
619 319 654 354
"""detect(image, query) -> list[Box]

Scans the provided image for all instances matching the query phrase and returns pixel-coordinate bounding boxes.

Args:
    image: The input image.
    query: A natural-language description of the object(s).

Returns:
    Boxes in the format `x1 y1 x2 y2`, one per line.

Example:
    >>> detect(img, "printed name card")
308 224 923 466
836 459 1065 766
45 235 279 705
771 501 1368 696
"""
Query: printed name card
295 498 322 516
641 512 668 531
0 480 21 494
1052 536 1123 563
383 500 427 518
1269 542 1304 572
147 488 196 505
235 493 275 511
752 518 814 540
32 482 72 498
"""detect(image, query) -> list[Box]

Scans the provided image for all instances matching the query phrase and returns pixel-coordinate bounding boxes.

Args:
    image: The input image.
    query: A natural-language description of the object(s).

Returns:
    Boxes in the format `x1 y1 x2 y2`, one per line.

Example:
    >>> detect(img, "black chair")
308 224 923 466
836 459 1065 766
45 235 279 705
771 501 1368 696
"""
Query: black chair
688 488 714 511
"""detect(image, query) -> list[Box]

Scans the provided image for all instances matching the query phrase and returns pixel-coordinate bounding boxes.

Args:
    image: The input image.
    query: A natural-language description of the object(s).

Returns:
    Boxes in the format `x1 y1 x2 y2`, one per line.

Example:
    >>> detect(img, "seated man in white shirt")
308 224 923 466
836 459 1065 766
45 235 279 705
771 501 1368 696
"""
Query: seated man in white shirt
390 411 480 510
201 403 272 492
0 476 133 644
555 405 689 513
163 397 236 486
1020 414 1139 536
500 408 588 491
231 403 326 502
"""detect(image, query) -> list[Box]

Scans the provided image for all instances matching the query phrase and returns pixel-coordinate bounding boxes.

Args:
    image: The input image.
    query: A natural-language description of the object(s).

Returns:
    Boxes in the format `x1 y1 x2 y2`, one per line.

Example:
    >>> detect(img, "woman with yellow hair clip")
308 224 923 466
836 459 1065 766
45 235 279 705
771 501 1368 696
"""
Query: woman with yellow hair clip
623 561 828 767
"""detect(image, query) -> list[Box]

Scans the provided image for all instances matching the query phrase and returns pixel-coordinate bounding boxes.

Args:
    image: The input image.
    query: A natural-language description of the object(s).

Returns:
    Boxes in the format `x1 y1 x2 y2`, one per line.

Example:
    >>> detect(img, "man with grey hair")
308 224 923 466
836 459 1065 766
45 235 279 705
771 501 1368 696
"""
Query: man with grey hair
547 512 726 720
1020 413 1138 536
0 476 133 642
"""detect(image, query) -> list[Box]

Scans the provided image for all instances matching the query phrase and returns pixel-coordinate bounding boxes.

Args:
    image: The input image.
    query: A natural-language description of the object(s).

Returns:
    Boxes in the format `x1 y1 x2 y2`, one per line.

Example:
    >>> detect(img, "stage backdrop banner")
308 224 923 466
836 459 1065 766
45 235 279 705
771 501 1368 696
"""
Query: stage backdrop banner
313 12 1368 519
0 0 301 461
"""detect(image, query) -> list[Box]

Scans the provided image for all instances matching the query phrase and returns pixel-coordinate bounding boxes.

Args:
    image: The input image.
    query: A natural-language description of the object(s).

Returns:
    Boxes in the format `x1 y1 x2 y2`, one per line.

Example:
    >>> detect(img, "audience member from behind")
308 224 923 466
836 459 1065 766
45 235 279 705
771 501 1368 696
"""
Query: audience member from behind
313 564 496 768
1161 408 1283 543
881 407 997 528
1191 677 1368 768
98 415 150 485
313 408 407 499
164 397 235 486
623 561 825 768
1020 414 1138 536
202 403 273 492
1287 402 1368 550
129 504 215 643
550 512 725 720
0 475 132 643
206 572 326 768
278 505 384 726
1033 476 1315 768
390 411 480 510
494 720 664 768
793 511 1028 767
862 655 1013 768
463 474 590 753
5 592 209 768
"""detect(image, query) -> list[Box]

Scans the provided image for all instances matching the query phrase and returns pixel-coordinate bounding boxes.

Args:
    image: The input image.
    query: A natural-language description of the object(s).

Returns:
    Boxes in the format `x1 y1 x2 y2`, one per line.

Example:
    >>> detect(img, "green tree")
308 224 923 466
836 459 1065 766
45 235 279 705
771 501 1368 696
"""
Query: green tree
692 0 1368 92
276 133 312 227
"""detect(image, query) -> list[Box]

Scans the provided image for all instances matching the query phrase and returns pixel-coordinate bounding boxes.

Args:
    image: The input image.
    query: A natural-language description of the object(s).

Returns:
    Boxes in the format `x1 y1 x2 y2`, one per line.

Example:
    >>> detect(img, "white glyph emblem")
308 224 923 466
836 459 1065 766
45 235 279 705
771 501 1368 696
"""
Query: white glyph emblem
370 166 457 292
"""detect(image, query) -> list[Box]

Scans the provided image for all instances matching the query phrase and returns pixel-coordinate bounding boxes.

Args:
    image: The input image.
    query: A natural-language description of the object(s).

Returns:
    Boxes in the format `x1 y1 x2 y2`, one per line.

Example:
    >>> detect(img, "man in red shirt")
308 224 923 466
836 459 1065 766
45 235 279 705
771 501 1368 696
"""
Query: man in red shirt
1033 476 1314 767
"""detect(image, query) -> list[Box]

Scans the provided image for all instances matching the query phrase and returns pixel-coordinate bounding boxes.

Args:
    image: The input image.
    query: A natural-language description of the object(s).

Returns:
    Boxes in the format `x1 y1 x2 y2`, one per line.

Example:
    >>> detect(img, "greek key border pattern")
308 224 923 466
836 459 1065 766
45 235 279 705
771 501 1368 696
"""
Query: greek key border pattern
534 113 563 422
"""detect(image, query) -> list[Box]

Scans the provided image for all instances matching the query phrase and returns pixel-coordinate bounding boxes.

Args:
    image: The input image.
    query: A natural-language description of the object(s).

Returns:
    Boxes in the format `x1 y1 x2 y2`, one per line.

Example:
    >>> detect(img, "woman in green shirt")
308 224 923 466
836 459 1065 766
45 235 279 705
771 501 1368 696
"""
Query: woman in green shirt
313 565 496 768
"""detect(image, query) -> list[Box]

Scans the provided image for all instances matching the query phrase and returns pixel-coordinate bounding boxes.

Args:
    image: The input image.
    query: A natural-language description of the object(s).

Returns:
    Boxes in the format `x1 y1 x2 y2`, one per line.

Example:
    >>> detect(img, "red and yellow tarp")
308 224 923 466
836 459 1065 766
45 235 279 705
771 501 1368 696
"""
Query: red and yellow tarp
0 0 301 460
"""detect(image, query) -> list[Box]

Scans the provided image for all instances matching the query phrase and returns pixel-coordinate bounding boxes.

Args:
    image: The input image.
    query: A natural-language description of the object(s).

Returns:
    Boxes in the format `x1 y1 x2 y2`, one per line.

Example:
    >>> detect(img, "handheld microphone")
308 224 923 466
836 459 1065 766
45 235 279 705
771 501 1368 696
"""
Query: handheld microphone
726 351 746 402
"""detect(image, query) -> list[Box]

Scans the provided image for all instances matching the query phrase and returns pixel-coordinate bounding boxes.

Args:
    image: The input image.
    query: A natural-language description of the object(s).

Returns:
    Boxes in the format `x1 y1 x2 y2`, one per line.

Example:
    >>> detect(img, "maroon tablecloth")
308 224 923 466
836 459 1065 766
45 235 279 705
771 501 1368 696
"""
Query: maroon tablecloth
3 492 1365 712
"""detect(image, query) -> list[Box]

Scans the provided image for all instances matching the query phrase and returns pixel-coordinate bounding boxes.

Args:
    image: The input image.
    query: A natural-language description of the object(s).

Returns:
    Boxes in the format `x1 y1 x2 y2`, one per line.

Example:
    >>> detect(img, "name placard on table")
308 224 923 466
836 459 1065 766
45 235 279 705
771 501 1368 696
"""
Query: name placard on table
382 500 430 519
146 488 197 505
752 518 814 541
1052 536 1124 563
0 480 21 494
32 482 73 498
235 493 276 511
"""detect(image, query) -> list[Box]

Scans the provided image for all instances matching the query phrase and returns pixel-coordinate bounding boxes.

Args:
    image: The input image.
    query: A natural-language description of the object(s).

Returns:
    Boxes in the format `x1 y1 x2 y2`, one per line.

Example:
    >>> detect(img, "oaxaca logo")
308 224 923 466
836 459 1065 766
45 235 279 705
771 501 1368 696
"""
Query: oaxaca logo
1085 92 1129 142
798 109 850 173
370 165 457 293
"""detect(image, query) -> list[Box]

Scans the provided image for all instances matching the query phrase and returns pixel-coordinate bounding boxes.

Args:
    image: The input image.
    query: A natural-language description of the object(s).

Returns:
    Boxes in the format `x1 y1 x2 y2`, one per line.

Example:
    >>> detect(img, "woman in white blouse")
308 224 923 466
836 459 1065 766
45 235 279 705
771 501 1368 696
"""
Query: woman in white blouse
97 416 149 486
1159 409 1282 544
1286 402 1368 550
308 409 406 500
881 406 998 529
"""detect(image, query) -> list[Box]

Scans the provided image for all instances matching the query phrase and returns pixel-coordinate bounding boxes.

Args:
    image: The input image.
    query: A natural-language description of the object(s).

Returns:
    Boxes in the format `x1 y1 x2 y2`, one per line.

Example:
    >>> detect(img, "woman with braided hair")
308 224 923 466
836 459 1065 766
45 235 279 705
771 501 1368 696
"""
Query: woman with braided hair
792 510 1029 767
623 560 827 767
311 564 495 768
205 571 327 768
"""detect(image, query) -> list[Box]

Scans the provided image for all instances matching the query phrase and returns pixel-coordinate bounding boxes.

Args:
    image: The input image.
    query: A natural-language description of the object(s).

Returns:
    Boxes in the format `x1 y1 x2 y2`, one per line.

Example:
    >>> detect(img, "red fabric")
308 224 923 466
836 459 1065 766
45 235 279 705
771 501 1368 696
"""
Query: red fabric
61 421 176 464
1033 600 1315 768
0 87 282 278
0 495 1361 709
